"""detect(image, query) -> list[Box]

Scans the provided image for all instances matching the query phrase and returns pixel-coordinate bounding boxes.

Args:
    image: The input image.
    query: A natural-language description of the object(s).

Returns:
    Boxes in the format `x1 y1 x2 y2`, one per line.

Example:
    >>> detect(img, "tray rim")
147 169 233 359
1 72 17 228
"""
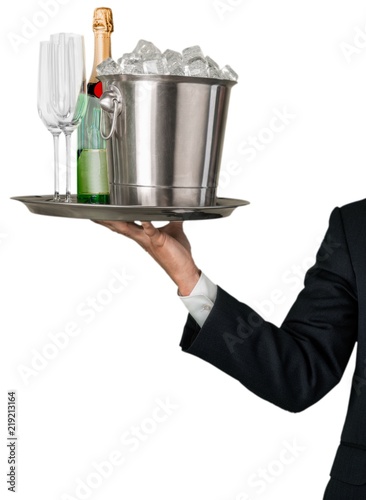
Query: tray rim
11 195 250 221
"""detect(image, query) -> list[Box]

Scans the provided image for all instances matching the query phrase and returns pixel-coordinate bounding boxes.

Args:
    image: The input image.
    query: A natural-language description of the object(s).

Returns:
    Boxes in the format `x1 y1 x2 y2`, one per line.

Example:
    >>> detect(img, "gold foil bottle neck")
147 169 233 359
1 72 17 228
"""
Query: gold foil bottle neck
93 7 114 33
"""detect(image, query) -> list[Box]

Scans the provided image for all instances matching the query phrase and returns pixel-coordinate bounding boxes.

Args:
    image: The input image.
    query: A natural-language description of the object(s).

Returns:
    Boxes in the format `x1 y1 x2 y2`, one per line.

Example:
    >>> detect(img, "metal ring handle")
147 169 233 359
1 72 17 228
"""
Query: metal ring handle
100 99 119 140
100 84 123 140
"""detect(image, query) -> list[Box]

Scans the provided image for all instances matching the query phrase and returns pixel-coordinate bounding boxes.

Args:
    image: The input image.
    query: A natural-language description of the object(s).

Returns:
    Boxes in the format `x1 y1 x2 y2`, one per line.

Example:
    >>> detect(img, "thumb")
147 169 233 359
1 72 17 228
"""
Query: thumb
140 222 166 247
140 221 156 237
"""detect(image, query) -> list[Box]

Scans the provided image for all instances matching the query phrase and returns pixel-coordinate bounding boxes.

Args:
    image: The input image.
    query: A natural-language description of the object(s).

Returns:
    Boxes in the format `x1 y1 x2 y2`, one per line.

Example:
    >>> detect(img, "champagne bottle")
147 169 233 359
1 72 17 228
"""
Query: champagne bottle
77 7 114 204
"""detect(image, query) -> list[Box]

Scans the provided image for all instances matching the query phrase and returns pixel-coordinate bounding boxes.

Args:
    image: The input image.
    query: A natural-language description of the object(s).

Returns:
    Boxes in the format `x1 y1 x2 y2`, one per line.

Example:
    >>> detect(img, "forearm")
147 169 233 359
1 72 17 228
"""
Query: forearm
174 266 201 296
181 281 356 413
179 208 358 412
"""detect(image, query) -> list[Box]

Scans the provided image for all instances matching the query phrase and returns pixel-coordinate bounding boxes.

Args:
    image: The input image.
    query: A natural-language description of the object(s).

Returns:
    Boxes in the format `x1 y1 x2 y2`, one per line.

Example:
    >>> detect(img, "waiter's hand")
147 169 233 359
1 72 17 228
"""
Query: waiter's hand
94 220 201 296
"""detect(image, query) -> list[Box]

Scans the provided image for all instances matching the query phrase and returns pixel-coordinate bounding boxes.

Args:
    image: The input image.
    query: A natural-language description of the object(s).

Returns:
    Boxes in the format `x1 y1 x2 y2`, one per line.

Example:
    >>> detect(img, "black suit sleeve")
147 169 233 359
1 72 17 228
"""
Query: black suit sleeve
180 207 358 412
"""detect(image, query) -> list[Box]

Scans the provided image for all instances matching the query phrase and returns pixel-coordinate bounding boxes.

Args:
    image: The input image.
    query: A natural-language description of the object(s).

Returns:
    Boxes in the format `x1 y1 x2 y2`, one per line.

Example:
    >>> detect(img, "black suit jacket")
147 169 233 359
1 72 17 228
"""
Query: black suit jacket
180 199 366 488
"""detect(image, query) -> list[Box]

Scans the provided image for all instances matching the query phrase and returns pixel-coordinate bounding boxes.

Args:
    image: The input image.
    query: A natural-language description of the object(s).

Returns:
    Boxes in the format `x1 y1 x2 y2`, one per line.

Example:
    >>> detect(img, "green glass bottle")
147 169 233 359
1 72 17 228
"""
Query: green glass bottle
77 7 113 204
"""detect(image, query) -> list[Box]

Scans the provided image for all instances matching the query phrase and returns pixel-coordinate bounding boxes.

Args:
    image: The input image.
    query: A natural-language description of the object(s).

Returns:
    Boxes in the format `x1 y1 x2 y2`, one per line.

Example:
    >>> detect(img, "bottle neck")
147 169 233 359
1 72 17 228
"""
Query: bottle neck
89 32 112 84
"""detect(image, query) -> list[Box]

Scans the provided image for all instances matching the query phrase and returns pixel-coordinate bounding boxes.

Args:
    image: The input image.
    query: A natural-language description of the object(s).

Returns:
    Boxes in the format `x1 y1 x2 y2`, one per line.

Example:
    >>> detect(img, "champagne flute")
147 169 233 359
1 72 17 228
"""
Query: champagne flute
50 33 87 202
37 41 61 201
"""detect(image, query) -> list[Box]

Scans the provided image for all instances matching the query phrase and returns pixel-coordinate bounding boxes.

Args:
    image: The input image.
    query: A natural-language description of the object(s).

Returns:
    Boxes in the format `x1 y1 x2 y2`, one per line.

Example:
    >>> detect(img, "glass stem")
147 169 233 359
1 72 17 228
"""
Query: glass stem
65 132 72 203
52 132 60 201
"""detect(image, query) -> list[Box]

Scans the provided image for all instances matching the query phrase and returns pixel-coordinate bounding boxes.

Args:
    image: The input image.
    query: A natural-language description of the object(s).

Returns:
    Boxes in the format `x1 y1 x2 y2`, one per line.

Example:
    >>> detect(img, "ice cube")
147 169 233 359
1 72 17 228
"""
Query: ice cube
182 45 205 64
143 55 169 75
163 49 185 76
185 58 208 77
117 52 140 66
123 62 144 74
118 52 143 74
183 45 208 77
131 64 144 74
163 49 182 61
96 57 122 76
206 56 221 79
132 39 161 60
220 64 239 81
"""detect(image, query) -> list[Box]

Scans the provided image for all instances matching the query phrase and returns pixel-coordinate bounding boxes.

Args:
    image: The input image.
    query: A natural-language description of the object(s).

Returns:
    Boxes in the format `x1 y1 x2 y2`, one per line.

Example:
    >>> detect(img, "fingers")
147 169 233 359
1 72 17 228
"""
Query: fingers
140 221 156 236
92 220 145 241
93 220 185 250
141 221 166 247
163 221 184 237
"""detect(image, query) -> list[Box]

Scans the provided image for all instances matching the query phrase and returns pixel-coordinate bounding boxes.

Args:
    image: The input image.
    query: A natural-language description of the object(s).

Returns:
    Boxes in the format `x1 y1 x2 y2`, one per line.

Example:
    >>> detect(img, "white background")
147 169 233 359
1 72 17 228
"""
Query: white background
2 0 366 499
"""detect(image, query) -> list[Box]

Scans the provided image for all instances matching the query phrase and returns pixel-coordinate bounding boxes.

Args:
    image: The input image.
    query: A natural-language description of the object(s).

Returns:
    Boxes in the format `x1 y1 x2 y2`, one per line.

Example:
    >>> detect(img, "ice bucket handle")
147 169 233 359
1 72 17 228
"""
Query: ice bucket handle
100 84 123 140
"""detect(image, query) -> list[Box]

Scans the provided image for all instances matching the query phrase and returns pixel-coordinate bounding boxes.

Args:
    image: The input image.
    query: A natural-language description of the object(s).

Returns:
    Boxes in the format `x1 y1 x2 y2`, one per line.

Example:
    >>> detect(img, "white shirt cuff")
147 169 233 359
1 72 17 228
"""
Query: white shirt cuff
179 272 218 328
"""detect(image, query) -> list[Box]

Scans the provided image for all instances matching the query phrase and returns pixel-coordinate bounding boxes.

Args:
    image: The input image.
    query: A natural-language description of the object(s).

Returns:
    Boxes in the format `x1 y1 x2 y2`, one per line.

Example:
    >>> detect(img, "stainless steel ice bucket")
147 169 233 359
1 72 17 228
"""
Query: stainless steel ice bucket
98 74 236 206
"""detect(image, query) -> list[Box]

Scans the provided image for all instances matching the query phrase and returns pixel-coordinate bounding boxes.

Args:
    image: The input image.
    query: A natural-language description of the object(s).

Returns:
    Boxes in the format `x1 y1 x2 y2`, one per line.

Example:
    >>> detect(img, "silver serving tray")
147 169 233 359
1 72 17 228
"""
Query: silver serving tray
12 195 249 221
